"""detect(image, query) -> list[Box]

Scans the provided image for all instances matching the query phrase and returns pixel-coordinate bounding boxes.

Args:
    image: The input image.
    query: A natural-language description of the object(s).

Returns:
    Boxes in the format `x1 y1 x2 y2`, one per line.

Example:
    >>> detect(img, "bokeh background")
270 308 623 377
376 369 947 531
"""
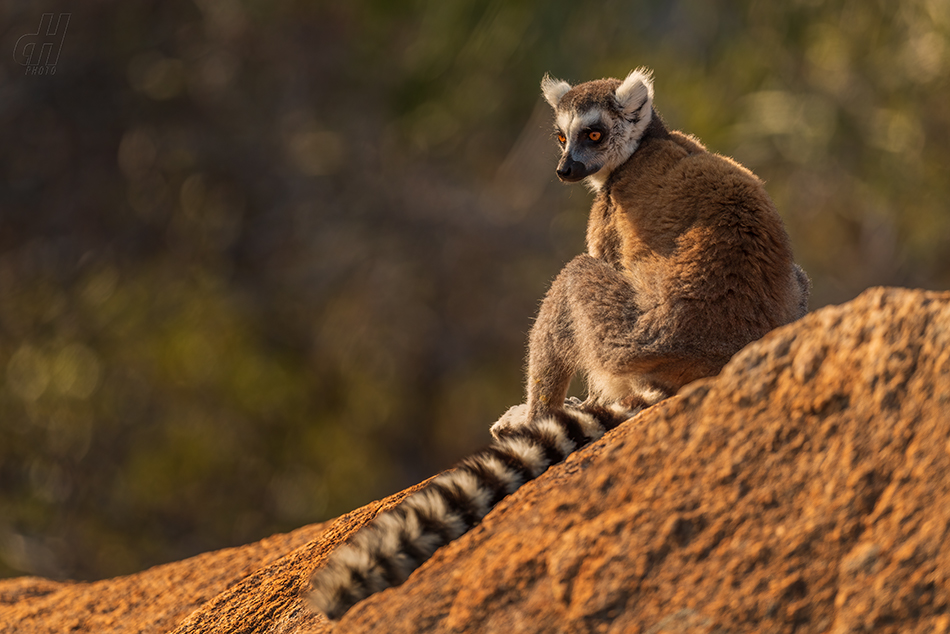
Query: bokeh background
1 0 948 581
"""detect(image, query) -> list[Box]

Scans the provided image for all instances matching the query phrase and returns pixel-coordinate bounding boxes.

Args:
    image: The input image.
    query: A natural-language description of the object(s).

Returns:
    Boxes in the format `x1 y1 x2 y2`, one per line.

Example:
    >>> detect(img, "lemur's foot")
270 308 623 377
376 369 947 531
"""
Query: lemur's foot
489 403 529 441
490 398 596 441
571 396 648 430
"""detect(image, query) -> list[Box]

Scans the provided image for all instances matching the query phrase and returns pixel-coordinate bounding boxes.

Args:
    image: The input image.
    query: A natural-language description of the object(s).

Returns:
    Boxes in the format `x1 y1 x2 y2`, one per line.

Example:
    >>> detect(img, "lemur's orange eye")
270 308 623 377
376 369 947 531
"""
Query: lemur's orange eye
557 133 566 144
588 131 602 142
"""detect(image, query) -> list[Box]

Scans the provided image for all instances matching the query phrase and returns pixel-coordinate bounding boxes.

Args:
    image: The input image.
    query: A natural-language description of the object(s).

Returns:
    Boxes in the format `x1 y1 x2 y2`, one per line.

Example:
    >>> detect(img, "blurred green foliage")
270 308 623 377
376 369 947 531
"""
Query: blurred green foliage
1 0 948 580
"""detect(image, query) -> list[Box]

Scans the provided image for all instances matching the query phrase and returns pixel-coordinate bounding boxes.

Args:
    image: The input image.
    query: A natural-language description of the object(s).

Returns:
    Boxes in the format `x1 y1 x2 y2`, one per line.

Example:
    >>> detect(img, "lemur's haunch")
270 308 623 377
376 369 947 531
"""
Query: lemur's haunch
309 406 618 619
309 69 809 619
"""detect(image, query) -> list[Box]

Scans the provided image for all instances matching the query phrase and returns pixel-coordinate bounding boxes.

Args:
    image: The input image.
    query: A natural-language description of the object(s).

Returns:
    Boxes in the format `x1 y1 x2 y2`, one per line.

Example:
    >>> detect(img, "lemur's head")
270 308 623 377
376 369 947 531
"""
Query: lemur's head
541 68 654 191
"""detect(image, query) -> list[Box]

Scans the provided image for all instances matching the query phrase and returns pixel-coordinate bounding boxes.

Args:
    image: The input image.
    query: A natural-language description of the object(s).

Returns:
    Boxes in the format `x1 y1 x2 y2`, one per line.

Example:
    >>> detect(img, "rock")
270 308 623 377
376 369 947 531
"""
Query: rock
3 287 950 634
0 524 327 634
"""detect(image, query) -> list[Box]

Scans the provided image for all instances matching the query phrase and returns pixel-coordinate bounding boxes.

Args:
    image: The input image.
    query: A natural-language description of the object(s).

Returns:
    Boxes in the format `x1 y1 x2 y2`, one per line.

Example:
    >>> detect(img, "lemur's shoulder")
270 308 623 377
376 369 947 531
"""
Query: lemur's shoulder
668 129 707 155
611 124 770 214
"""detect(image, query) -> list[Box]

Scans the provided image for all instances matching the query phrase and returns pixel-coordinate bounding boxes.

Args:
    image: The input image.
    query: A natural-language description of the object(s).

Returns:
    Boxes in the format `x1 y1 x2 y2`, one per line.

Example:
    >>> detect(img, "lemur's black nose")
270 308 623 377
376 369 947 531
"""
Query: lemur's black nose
556 158 587 182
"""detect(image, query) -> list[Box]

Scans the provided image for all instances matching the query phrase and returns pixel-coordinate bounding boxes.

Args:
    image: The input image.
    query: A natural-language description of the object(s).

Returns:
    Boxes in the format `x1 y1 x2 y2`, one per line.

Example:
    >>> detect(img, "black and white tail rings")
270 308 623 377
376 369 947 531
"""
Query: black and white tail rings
309 406 619 620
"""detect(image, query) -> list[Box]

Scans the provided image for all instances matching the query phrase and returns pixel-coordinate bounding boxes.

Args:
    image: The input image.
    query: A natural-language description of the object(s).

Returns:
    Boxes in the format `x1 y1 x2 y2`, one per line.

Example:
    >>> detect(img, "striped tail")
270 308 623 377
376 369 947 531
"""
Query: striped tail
309 407 622 620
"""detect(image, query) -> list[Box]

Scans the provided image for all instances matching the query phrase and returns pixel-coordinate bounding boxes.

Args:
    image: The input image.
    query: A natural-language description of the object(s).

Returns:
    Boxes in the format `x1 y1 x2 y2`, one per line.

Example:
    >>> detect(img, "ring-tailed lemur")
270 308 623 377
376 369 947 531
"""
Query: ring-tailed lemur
309 68 810 620
492 67 809 437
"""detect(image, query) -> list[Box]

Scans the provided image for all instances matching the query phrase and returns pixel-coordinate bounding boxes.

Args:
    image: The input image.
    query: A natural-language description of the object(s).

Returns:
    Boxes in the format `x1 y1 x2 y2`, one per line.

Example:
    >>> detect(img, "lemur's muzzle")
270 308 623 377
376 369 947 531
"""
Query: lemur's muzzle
556 157 594 182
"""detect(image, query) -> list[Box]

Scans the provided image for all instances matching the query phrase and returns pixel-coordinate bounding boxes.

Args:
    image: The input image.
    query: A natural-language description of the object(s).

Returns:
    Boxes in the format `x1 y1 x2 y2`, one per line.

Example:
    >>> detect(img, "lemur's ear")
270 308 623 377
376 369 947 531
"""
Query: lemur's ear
541 74 572 109
615 68 654 116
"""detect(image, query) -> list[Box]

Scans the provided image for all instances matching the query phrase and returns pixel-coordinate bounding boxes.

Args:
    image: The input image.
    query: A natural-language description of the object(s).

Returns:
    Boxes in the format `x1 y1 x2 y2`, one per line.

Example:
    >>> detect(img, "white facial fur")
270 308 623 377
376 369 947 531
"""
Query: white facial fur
542 68 655 191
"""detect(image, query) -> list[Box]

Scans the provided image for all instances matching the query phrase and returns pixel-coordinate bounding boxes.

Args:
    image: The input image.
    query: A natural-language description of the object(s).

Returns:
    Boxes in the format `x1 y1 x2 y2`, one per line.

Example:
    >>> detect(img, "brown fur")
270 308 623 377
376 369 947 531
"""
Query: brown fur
521 74 810 425
559 78 623 114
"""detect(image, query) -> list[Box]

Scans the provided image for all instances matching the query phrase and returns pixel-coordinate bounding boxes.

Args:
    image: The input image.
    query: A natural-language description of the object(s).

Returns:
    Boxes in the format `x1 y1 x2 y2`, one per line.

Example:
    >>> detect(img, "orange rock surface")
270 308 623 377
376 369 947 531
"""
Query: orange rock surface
3 287 949 634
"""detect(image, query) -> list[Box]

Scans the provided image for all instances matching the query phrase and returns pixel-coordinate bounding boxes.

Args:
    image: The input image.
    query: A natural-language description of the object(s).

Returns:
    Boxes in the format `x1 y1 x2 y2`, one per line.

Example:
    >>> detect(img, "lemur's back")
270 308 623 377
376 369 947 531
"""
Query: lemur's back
588 120 806 365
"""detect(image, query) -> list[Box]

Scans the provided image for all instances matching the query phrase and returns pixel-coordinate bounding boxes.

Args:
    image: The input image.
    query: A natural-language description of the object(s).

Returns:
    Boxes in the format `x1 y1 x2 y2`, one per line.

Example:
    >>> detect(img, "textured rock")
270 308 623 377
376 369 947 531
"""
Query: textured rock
3 287 950 634
0 524 327 634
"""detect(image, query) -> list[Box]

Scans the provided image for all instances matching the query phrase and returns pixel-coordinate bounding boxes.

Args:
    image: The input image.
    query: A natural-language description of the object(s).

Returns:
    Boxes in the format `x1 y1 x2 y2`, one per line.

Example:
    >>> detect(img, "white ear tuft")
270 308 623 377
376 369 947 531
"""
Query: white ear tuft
615 67 654 115
541 73 572 109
